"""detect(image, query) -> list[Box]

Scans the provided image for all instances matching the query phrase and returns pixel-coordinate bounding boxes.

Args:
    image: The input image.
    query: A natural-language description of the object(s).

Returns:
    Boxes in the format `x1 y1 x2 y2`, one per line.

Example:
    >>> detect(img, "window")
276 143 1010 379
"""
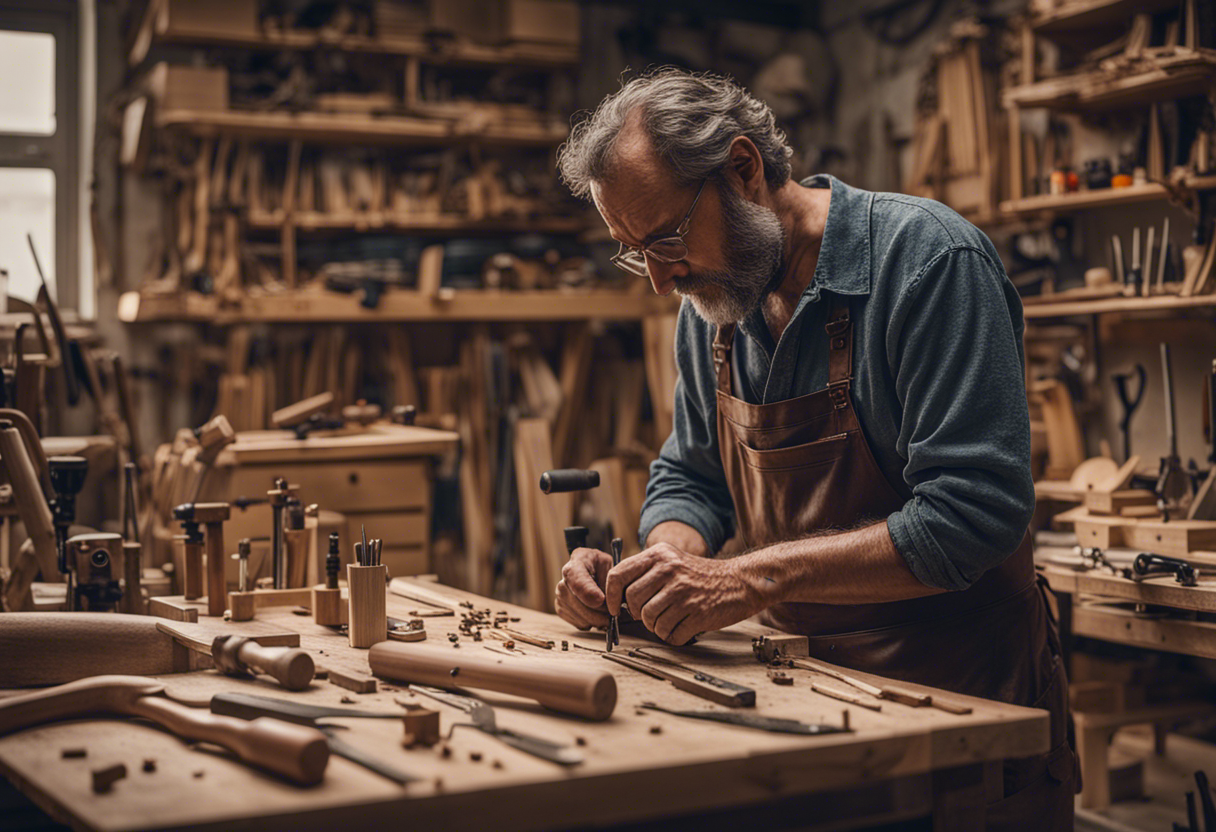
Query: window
0 1 80 312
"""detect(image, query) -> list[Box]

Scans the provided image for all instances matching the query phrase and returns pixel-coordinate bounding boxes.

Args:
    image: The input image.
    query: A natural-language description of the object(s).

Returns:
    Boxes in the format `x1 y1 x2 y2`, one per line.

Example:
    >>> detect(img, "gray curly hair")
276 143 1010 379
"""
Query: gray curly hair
557 67 794 199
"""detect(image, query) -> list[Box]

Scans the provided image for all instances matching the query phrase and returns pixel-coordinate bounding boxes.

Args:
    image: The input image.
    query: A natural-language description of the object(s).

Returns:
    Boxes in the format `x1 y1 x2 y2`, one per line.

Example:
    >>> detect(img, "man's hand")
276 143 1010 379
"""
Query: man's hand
555 547 614 630
604 542 767 645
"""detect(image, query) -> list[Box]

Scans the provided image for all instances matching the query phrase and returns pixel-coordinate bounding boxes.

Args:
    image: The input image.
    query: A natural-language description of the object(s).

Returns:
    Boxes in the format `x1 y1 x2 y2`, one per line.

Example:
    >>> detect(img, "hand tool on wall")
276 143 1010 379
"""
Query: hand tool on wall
1112 364 1147 461
1112 234 1126 288
1192 361 1216 521
1157 218 1171 293
409 685 583 766
1144 226 1156 296
1156 343 1192 518
369 641 617 721
0 675 329 785
1129 227 1142 297
208 693 417 786
28 233 81 407
639 702 852 735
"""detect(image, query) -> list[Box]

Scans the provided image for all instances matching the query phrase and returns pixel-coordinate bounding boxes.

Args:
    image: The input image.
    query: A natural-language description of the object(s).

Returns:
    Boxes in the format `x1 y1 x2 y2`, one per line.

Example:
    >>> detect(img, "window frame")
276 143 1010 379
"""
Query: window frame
0 0 79 312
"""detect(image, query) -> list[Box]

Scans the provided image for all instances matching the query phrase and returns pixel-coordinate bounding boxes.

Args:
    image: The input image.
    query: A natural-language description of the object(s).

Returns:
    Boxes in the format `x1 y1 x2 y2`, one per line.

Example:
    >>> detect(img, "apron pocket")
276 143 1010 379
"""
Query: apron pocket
985 741 1075 832
738 432 850 471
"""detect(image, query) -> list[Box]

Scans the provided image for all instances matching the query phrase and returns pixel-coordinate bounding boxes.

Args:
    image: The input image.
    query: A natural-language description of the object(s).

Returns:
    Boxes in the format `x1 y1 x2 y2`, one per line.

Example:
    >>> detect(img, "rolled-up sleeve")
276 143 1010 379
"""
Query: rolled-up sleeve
639 305 736 552
885 246 1035 591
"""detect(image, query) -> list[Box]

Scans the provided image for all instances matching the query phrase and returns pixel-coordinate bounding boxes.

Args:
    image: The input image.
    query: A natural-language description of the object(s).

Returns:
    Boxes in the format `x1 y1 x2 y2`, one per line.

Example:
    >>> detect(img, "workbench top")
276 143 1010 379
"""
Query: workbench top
0 579 1050 831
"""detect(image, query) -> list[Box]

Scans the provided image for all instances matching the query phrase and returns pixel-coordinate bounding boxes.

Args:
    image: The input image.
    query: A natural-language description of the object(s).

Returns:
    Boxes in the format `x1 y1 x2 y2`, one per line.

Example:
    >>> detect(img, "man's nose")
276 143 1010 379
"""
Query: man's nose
645 254 686 296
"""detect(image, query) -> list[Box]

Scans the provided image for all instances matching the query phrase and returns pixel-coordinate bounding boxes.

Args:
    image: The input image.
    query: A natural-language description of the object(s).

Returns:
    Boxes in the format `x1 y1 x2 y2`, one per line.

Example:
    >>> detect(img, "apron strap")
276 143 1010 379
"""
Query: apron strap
712 323 736 395
825 298 853 409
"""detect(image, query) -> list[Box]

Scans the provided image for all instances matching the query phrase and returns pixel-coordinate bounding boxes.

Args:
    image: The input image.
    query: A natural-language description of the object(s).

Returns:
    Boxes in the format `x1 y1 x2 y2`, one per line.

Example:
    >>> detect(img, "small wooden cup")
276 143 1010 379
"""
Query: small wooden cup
347 564 387 649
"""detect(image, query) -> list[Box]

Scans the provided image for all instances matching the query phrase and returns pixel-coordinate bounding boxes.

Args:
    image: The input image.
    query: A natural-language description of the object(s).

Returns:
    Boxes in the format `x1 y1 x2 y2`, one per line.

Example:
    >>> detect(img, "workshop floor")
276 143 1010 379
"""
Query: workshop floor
1076 729 1216 832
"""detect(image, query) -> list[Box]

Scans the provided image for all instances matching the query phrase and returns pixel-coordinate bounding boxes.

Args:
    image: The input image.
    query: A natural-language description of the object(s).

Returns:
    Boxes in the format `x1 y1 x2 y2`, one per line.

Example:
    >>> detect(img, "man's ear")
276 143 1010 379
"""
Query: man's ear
726 136 765 198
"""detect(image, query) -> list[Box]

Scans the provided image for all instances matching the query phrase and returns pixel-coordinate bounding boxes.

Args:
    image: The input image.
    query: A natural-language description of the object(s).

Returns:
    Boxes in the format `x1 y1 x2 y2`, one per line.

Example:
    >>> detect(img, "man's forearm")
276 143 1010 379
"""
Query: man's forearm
735 522 946 606
645 520 712 558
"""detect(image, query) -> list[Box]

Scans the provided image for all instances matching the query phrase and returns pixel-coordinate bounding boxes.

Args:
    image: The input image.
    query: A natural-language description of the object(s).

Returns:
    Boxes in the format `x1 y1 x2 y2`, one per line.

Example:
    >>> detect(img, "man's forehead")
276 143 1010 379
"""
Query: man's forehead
590 159 690 245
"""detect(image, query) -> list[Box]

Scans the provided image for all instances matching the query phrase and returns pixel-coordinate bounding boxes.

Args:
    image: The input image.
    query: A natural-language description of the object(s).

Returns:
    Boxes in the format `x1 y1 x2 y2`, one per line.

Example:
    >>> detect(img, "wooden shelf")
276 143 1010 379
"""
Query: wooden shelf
137 27 578 69
118 288 679 324
247 211 585 235
1022 292 1216 319
1002 49 1216 110
1031 0 1181 39
1000 175 1216 216
156 108 568 147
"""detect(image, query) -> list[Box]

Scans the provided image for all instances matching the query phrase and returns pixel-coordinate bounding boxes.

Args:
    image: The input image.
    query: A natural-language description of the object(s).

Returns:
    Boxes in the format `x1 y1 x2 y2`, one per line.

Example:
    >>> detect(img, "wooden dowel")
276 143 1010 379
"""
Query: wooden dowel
205 522 225 617
810 682 882 711
369 641 617 721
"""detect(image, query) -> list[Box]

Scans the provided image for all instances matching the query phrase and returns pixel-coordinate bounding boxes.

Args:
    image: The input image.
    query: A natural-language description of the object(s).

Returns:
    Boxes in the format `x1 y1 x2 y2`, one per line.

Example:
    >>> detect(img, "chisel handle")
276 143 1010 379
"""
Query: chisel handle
212 635 315 691
539 469 600 493
369 641 617 721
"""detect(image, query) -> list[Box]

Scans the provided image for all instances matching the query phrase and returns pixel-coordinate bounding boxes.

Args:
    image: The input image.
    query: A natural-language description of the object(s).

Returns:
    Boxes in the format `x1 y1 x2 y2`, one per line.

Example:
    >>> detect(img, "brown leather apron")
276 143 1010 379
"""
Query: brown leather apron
714 298 1076 829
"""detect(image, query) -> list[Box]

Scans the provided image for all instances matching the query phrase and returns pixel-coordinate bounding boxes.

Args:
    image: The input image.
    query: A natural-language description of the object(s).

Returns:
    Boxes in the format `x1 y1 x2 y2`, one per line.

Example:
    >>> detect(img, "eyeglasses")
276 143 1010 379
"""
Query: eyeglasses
609 180 707 278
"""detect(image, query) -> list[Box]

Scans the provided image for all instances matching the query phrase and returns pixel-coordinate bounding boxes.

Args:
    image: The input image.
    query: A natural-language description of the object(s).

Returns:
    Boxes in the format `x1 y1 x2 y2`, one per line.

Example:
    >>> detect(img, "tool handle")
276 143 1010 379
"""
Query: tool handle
236 641 315 691
539 469 600 493
564 526 589 554
130 696 328 785
369 641 617 721
205 521 226 617
0 425 58 580
1161 343 1177 456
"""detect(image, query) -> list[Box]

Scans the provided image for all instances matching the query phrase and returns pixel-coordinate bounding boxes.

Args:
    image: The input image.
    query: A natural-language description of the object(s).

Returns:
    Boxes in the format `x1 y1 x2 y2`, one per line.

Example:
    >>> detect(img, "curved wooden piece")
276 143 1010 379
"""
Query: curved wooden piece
369 641 617 721
0 425 59 581
0 613 178 687
0 675 329 785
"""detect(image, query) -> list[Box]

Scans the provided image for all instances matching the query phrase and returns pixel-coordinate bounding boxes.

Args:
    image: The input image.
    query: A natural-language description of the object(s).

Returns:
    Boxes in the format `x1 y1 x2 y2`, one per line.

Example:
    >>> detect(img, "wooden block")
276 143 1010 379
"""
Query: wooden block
347 564 388 649
154 619 300 651
272 392 335 428
147 64 228 112
312 585 347 626
227 591 256 621
1084 489 1157 515
330 668 377 694
402 705 441 747
156 0 257 39
148 596 201 623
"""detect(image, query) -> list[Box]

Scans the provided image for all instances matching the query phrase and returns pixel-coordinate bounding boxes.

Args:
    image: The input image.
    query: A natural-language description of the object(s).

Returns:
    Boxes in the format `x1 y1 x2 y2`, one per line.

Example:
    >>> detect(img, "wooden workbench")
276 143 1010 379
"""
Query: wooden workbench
0 579 1050 831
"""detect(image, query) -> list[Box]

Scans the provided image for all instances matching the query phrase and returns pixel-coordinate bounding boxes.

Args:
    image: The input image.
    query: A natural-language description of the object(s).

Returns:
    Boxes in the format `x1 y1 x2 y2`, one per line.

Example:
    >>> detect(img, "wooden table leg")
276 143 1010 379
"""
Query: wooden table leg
1075 715 1113 810
931 761 1000 831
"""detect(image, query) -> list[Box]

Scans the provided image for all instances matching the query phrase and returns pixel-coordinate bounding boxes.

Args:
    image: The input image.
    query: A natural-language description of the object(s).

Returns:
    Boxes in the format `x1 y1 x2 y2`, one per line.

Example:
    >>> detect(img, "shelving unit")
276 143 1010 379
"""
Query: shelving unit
1022 292 1216 319
118 287 677 324
246 211 585 235
1002 48 1216 111
156 108 568 147
1030 0 1182 37
133 22 579 70
1000 175 1216 216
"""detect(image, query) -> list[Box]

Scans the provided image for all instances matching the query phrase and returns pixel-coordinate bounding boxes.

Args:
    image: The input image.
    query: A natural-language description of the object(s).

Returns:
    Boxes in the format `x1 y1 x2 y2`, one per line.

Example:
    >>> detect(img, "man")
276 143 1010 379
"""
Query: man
552 68 1075 827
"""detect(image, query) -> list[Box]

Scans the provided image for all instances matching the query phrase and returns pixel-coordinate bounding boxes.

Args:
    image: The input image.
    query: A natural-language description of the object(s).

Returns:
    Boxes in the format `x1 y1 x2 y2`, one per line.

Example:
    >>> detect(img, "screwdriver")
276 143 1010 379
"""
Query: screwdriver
606 537 622 651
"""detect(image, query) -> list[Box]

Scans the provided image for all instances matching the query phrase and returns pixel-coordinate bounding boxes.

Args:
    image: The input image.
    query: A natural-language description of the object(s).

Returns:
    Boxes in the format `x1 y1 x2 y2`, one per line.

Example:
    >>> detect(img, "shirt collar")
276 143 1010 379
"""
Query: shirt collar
799 173 873 301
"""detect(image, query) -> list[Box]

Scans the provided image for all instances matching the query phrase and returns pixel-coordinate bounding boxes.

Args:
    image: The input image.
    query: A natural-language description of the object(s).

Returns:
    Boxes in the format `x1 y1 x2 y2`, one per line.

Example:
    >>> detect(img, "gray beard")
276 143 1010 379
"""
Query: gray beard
675 185 785 327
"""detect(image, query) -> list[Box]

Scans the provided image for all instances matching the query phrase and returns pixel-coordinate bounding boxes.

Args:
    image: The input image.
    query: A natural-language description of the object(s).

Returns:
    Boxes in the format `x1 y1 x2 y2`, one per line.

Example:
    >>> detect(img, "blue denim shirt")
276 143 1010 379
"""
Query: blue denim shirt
638 175 1035 592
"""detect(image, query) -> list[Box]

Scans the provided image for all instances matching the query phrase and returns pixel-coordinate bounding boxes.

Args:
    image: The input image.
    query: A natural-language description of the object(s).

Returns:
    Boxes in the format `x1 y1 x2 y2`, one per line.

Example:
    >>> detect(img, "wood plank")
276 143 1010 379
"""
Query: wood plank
1074 603 1216 659
218 425 456 464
